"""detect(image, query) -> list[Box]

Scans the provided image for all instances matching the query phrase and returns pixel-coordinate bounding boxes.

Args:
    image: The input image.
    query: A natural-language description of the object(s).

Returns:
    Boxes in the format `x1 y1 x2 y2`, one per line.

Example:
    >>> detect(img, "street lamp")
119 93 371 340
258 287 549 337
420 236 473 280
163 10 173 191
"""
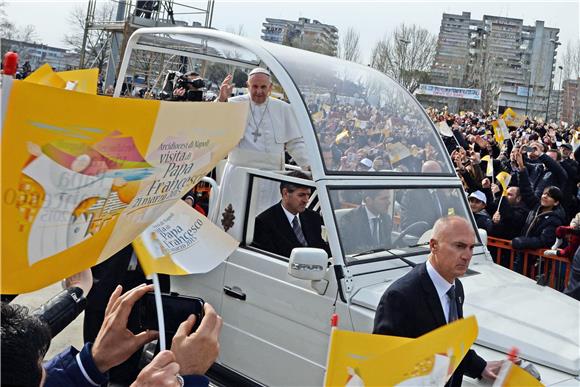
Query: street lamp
555 65 564 122
524 69 532 117
398 38 410 86
545 38 562 121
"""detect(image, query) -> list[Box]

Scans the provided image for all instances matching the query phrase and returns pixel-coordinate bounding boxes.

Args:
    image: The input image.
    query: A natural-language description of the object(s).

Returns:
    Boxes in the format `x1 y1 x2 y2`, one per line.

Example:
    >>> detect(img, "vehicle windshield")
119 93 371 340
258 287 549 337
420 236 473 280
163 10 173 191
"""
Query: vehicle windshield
329 186 476 264
264 43 453 175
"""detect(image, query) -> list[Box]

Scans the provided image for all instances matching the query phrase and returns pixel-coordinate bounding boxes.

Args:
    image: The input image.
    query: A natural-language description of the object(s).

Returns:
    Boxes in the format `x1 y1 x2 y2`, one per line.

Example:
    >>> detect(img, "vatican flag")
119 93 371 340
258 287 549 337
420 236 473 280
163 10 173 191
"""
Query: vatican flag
496 172 512 196
501 108 525 128
481 155 493 177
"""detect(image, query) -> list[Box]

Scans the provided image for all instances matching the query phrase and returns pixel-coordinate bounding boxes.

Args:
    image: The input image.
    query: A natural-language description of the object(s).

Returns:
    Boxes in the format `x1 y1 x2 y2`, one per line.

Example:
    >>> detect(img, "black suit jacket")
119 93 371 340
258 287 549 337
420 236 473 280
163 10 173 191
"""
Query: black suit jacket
400 189 456 235
252 202 329 257
373 263 486 387
339 206 392 255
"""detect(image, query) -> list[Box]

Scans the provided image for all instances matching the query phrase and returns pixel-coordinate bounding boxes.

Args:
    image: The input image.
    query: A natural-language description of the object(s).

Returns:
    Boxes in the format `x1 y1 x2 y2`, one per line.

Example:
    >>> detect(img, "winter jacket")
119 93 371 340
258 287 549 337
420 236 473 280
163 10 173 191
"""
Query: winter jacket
511 168 566 250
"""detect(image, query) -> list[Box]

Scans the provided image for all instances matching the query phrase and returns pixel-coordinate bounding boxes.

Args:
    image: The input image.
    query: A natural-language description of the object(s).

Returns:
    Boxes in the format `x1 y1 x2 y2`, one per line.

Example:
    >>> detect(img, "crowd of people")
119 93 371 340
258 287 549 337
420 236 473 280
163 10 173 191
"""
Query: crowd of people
426 108 580 298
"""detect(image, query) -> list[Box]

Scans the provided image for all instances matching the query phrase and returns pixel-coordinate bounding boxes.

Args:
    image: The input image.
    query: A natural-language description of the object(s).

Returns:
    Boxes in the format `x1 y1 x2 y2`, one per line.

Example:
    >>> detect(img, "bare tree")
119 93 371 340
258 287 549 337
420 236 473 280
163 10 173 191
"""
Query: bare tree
369 23 436 92
0 1 39 43
338 27 360 63
561 39 580 82
63 1 115 71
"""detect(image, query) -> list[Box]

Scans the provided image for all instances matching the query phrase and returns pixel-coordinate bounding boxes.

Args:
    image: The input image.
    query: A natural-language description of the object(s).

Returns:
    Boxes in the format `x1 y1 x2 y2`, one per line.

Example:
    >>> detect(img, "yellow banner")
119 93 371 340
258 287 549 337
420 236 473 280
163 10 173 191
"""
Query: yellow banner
1 80 247 293
58 68 100 94
132 200 239 276
324 316 478 386
23 63 66 89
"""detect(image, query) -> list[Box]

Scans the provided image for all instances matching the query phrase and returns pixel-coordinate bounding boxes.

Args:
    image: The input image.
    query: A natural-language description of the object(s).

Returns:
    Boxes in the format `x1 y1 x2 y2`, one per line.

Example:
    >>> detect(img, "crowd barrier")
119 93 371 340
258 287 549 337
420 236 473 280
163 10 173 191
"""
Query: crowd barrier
487 237 571 291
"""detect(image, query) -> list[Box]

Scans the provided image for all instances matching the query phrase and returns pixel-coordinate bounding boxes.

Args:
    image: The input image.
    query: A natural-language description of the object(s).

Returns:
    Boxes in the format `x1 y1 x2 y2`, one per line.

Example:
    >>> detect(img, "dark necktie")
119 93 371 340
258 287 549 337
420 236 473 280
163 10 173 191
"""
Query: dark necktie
447 285 458 322
371 217 380 245
292 216 307 246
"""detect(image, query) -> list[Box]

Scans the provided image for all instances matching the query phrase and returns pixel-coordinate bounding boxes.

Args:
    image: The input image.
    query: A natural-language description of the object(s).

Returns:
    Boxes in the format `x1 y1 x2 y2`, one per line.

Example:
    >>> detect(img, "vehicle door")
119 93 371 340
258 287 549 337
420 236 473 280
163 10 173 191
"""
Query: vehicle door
218 171 349 386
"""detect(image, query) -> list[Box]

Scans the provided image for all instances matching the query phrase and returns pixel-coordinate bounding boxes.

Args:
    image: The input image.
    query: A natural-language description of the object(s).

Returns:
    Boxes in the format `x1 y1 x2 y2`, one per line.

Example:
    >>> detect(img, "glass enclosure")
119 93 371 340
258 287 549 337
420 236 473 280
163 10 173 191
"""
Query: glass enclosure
265 43 453 175
329 186 474 264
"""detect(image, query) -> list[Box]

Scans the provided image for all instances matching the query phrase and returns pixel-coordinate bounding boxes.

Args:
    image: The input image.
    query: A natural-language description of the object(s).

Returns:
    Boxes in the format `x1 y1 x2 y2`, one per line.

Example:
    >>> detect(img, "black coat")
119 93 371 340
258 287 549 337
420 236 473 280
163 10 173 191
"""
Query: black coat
489 200 529 240
400 189 457 235
252 202 329 257
512 168 566 250
338 205 392 255
373 263 486 387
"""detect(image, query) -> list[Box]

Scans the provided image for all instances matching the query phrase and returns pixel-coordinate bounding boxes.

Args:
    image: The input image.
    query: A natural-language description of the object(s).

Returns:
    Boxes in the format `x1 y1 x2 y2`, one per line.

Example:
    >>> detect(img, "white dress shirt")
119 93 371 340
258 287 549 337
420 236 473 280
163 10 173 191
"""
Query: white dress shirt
426 260 454 323
281 204 300 228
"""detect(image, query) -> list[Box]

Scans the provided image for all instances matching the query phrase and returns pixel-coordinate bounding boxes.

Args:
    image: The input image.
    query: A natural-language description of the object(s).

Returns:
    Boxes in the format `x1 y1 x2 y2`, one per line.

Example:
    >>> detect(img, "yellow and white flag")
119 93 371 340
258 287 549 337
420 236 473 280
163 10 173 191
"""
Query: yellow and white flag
1 74 247 293
324 316 478 386
386 142 411 164
501 108 524 128
335 129 350 144
492 119 510 144
481 155 494 177
493 361 544 387
496 172 512 196
132 200 239 276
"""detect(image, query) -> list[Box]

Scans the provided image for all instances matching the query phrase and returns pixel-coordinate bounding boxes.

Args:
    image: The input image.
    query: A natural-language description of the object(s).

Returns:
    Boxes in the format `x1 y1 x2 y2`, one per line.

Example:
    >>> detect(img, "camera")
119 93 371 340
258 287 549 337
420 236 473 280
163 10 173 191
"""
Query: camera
522 146 534 152
160 71 206 101
133 292 204 340
175 76 205 101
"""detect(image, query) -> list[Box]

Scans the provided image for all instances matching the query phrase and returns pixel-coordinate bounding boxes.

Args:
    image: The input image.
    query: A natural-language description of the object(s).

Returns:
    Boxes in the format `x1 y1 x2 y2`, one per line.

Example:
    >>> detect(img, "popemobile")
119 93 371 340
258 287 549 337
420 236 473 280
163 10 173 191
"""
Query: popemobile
116 28 580 386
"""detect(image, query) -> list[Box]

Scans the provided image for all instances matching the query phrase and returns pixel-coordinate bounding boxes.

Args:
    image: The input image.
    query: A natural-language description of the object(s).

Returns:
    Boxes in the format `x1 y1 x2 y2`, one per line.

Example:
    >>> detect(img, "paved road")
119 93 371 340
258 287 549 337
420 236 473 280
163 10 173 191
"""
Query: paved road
12 281 85 359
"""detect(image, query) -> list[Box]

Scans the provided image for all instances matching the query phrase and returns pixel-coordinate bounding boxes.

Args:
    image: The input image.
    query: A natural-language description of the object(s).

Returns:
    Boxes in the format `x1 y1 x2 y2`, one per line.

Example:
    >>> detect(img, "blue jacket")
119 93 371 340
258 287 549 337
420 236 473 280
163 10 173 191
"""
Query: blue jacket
44 342 210 387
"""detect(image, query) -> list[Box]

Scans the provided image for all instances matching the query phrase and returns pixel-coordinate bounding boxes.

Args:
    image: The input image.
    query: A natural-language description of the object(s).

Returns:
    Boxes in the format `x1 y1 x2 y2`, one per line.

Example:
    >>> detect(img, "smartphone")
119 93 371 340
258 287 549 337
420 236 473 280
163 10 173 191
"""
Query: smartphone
137 292 204 336
522 146 534 152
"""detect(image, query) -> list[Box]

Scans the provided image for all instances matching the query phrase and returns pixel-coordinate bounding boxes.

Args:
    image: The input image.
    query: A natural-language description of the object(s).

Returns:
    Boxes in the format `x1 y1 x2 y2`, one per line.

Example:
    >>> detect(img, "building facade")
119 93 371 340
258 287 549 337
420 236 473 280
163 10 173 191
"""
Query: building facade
1 38 79 72
261 17 338 56
420 12 559 118
561 79 580 124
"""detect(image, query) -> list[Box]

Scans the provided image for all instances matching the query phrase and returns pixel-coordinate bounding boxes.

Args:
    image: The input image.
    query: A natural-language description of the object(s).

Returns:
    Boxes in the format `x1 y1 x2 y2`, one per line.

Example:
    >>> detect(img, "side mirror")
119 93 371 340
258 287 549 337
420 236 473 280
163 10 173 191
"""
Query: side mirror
478 228 488 246
288 248 328 281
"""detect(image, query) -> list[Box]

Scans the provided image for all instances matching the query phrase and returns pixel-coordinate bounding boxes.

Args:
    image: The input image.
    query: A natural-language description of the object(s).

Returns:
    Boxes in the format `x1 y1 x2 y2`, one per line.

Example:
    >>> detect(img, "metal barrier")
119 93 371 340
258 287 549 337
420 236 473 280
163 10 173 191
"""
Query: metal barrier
487 236 571 291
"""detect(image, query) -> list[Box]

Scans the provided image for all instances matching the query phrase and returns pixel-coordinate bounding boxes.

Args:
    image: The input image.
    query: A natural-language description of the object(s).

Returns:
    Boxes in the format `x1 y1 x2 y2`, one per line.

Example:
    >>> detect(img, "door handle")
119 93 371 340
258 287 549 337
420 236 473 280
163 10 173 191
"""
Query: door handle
223 286 246 301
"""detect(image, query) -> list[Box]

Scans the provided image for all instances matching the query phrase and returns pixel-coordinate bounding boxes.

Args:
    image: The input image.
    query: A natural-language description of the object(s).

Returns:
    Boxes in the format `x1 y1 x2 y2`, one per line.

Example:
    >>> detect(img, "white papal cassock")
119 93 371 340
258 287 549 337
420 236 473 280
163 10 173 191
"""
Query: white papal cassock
226 94 309 169
217 94 310 223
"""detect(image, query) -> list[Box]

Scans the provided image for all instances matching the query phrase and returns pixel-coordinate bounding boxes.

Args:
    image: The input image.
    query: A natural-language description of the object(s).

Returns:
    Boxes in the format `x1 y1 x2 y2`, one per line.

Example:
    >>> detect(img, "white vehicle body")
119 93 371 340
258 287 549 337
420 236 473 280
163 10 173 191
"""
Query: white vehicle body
117 28 580 386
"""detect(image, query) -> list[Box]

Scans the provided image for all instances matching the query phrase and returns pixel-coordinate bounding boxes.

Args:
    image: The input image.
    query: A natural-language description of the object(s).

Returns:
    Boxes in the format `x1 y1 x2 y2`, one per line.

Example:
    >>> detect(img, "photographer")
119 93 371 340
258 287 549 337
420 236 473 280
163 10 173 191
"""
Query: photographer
170 71 206 102
2 283 221 387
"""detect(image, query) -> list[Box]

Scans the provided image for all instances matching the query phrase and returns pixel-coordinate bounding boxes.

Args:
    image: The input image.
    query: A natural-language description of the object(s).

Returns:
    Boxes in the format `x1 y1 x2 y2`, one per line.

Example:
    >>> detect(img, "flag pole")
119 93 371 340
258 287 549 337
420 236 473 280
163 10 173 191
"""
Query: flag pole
152 273 167 351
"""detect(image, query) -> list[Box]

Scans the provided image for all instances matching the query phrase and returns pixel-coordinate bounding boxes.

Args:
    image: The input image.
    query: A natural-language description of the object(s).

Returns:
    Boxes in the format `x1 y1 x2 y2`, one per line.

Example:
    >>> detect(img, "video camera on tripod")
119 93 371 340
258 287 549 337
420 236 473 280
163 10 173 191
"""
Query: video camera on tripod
160 70 206 102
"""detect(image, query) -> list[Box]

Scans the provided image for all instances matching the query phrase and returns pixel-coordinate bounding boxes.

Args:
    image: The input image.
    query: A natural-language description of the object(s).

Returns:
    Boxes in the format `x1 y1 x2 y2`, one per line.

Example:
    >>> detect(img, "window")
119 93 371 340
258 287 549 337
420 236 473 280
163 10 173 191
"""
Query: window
244 174 327 260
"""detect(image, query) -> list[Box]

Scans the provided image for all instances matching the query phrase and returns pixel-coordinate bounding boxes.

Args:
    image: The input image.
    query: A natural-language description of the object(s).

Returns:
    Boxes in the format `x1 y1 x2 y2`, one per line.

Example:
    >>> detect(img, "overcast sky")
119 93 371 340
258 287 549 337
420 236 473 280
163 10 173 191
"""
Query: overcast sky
5 0 579 64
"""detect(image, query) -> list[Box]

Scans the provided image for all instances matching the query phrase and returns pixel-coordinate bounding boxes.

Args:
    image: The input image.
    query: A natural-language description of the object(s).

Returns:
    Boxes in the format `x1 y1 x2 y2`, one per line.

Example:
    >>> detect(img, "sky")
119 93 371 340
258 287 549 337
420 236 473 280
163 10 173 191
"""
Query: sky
4 0 580 65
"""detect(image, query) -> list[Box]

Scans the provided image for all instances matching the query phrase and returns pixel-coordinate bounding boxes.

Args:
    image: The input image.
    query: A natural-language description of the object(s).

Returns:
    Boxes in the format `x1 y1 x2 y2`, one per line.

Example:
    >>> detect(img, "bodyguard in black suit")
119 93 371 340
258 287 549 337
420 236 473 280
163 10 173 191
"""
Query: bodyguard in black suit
373 216 502 386
339 190 393 255
253 171 329 258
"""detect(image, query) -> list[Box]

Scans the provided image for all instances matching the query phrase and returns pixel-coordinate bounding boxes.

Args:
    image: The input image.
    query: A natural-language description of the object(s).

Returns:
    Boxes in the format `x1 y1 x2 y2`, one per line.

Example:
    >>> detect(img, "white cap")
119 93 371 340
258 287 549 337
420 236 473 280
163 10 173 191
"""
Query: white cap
249 67 271 78
468 190 486 205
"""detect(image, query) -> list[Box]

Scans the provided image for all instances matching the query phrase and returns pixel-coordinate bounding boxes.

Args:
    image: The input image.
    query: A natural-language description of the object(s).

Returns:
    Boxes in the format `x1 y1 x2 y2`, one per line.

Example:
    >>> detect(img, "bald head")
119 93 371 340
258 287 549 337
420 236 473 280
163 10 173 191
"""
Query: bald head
429 216 475 283
422 160 442 173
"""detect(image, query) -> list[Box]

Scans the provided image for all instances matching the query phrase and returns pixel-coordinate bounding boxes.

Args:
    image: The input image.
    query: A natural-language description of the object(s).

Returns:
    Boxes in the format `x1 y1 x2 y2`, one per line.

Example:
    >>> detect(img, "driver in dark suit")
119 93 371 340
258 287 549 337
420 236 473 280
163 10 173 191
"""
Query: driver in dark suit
373 216 502 386
252 171 329 257
339 189 393 255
